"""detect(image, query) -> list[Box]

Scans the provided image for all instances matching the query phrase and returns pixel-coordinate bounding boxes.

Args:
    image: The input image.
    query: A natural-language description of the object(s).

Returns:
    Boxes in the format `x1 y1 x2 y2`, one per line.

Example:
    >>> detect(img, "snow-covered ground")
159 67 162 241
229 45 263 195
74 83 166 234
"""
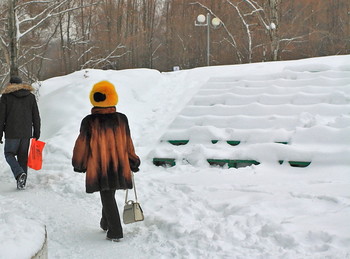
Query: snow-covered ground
0 55 350 259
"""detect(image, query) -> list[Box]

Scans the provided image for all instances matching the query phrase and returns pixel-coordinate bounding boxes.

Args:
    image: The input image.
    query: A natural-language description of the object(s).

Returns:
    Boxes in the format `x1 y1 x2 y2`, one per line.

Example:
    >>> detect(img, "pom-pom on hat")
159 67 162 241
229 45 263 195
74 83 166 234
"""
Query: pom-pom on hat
90 81 118 107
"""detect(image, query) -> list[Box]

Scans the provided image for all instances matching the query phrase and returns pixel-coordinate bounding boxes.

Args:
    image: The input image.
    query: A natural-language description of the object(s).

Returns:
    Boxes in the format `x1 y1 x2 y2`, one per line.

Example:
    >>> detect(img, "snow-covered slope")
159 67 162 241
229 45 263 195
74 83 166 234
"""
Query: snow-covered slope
0 55 350 259
152 62 350 167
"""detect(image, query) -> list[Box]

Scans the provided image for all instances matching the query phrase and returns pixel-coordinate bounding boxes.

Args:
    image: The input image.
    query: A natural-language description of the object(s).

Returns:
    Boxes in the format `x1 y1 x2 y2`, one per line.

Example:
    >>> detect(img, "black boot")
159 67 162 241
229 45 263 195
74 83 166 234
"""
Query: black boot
100 218 108 231
16 173 27 190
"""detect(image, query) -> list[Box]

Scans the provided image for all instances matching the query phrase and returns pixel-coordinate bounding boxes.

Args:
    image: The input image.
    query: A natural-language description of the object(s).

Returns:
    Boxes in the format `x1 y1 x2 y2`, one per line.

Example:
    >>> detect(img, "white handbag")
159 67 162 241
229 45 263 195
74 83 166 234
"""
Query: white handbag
123 173 144 224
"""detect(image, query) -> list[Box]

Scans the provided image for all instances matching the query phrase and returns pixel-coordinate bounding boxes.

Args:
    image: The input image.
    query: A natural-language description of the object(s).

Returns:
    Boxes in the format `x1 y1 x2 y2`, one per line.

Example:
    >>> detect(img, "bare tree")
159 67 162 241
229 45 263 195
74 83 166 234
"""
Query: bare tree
1 0 78 83
1 0 348 84
225 0 282 61
0 0 103 85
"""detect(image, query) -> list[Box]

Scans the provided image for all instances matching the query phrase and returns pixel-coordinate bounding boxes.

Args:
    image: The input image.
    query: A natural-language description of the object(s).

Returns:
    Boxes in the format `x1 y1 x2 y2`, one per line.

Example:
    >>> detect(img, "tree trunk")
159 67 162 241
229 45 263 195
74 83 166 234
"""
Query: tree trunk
8 0 19 77
268 0 280 61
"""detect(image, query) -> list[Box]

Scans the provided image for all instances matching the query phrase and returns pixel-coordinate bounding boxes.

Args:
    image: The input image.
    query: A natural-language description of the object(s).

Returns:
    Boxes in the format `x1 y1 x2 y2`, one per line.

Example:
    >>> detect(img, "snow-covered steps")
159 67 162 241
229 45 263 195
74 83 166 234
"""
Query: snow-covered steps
151 63 350 168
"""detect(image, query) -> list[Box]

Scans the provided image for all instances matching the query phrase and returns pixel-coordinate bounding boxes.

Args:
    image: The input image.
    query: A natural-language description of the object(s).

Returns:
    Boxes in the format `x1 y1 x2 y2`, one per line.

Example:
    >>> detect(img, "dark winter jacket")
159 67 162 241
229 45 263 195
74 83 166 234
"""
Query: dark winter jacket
72 106 140 193
0 83 41 140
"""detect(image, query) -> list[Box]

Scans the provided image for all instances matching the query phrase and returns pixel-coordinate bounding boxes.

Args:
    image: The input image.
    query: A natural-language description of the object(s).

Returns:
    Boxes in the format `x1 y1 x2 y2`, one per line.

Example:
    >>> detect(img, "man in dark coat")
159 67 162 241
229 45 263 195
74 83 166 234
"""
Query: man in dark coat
0 76 41 190
72 80 140 242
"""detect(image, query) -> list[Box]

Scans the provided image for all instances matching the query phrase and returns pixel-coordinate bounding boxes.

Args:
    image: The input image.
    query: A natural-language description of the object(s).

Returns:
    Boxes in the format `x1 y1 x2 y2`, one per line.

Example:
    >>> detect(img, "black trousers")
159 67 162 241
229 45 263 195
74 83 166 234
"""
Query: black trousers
99 190 123 239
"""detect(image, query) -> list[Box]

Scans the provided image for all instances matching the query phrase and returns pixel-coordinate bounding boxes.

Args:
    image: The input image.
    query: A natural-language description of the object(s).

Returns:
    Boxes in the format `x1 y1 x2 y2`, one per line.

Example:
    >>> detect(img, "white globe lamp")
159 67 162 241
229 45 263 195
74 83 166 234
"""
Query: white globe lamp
197 14 206 23
212 17 221 27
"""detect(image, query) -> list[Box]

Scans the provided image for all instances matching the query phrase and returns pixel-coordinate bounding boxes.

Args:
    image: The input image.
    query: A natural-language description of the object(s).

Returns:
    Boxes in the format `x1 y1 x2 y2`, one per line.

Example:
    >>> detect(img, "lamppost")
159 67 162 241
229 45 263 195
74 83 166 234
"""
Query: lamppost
194 13 221 66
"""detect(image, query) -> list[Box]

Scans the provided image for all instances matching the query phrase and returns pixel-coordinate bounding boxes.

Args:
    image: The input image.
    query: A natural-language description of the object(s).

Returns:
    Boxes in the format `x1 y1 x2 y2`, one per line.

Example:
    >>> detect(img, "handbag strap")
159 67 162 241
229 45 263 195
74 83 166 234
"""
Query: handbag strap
125 172 138 203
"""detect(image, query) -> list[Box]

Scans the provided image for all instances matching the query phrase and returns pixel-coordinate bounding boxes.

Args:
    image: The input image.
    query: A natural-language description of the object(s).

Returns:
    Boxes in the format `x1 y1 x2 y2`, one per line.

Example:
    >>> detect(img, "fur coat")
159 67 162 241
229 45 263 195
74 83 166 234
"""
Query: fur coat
72 106 140 193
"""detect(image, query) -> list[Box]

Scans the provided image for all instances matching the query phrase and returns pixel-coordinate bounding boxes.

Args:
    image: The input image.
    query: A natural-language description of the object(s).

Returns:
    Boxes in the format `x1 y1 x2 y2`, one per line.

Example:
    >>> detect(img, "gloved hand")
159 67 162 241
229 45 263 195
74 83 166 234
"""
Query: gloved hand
131 167 140 173
130 158 140 173
33 131 40 140
0 139 3 144
74 168 86 173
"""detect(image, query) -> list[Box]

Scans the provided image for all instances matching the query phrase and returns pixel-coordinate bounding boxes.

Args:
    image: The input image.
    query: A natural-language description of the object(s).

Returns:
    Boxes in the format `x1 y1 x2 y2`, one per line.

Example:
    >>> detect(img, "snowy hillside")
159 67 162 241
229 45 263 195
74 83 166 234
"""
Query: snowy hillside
0 55 350 259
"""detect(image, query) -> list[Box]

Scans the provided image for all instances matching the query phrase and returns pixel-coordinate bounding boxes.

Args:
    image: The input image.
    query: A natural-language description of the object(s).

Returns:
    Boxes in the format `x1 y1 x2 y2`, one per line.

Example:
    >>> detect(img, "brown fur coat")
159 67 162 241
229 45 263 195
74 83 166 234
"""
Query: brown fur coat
72 107 140 193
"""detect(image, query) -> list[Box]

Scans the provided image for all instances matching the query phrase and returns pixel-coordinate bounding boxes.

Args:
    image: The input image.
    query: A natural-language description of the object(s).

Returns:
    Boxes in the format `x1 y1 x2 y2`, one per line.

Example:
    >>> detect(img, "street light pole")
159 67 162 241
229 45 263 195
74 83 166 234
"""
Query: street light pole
195 13 222 66
206 13 210 66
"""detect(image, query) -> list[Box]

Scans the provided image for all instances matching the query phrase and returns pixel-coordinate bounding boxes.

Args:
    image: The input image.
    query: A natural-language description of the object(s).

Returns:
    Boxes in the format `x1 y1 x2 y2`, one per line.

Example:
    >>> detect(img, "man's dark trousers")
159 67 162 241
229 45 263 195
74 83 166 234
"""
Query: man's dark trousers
4 138 30 179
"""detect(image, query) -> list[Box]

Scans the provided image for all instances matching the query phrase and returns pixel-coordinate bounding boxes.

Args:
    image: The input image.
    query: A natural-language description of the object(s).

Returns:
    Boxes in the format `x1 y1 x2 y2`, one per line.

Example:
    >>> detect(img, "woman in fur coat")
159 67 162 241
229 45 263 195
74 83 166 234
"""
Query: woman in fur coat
72 80 140 241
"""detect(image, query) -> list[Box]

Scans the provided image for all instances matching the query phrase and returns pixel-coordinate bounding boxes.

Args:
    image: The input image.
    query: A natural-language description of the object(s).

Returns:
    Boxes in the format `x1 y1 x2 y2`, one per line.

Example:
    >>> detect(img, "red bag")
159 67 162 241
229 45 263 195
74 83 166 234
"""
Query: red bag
28 139 46 170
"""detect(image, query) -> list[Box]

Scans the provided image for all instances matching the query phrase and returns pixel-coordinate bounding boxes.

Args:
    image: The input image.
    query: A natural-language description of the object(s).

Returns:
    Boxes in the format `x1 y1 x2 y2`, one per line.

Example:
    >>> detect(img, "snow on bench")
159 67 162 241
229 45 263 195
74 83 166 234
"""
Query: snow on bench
151 63 350 168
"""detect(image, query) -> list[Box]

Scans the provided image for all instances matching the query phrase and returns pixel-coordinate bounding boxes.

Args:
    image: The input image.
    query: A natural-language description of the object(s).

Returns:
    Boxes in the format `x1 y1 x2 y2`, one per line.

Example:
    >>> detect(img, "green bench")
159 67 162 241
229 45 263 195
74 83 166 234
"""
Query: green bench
279 160 311 167
167 140 288 146
207 159 260 168
154 139 311 168
153 158 176 167
153 158 311 168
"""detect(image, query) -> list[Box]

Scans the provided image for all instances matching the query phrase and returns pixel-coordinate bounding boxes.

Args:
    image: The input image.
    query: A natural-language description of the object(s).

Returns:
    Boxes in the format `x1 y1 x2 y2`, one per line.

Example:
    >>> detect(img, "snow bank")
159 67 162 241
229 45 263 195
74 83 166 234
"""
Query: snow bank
0 195 46 258
0 55 349 259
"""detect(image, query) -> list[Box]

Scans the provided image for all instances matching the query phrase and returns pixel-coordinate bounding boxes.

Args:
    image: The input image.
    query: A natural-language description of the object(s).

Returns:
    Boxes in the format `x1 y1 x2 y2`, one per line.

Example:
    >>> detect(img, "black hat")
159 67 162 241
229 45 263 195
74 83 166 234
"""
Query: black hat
10 76 22 84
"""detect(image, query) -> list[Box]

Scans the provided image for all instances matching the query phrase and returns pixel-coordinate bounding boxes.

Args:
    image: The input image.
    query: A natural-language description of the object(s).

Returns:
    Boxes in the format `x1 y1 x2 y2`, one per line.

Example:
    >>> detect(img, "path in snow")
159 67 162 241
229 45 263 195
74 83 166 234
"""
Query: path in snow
1 157 350 258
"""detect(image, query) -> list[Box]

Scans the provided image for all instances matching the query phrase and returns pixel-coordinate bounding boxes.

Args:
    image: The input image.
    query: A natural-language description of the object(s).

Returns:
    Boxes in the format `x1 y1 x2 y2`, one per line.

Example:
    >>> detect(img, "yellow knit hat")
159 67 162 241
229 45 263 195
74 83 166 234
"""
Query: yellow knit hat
89 81 118 107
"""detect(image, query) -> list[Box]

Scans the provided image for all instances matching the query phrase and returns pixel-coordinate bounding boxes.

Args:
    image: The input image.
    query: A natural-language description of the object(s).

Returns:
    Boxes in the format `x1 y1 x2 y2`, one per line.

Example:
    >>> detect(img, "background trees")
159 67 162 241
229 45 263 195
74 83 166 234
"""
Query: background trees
0 0 349 87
